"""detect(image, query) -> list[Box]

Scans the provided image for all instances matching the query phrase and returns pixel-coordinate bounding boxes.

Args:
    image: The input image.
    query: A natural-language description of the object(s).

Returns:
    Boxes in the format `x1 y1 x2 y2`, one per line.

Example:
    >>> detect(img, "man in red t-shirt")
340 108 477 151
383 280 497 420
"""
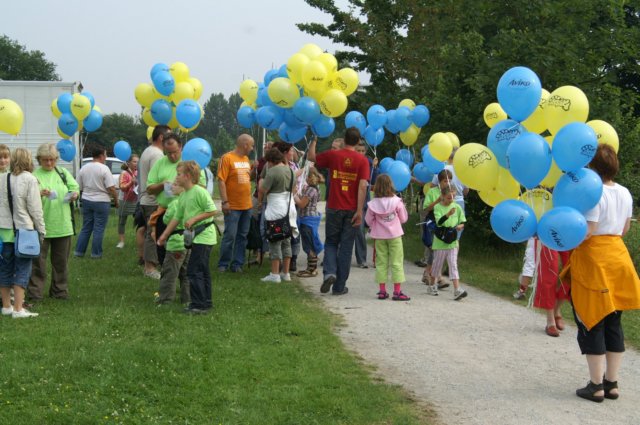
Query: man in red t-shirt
308 127 370 295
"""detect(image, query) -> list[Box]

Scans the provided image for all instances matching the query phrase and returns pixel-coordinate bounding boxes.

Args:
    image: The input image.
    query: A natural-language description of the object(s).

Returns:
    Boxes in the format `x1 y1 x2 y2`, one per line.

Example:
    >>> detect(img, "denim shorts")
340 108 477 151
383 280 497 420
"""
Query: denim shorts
0 242 33 287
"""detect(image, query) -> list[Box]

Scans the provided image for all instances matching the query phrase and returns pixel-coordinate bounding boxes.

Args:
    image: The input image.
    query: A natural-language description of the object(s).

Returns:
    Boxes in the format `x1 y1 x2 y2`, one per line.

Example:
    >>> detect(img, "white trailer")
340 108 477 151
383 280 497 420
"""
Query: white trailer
0 80 81 176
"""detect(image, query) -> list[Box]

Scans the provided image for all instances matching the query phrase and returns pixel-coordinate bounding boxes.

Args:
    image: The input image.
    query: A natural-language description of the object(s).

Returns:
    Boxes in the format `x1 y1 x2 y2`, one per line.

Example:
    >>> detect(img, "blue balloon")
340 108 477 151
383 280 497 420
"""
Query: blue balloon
311 115 335 138
279 122 307 143
393 106 412 132
292 97 321 125
114 140 132 162
57 93 73 114
411 105 430 127
379 157 394 174
56 139 76 162
387 160 412 191
83 109 103 132
264 69 279 86
537 207 588 251
176 99 201 129
81 92 95 109
506 132 551 189
552 122 598 172
345 111 367 134
256 86 274 107
413 162 433 183
553 168 603 214
150 62 169 80
150 99 172 125
283 108 306 129
367 104 387 129
420 145 446 174
58 113 78 136
384 109 401 134
182 138 212 169
363 125 384 147
395 148 414 167
487 119 525 167
277 64 288 78
237 106 256 128
490 200 538 243
256 106 284 130
496 66 542 122
152 70 175 97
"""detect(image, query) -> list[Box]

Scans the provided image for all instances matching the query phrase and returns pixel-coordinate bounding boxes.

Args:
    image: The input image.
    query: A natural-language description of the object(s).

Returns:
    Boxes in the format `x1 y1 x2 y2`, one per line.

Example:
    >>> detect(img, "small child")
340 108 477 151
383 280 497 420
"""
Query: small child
156 183 190 305
294 167 323 277
157 161 216 314
429 185 467 300
0 144 10 172
365 174 410 301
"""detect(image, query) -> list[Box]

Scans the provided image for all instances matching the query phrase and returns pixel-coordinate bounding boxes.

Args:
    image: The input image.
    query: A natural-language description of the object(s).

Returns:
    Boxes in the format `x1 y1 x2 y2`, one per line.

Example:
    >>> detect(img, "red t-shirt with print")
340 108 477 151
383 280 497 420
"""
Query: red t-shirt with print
315 149 370 211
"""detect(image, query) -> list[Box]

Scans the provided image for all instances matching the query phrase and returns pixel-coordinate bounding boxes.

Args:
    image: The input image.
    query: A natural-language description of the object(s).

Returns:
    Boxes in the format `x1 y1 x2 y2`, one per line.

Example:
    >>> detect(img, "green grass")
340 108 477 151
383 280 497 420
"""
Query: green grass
0 212 429 425
403 214 640 349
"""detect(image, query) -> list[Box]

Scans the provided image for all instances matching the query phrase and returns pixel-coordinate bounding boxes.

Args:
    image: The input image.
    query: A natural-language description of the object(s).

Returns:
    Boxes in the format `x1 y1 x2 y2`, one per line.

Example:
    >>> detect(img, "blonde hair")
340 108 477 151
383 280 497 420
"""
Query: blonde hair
374 174 396 198
11 148 34 175
177 160 201 184
36 143 59 163
0 144 9 158
306 166 321 186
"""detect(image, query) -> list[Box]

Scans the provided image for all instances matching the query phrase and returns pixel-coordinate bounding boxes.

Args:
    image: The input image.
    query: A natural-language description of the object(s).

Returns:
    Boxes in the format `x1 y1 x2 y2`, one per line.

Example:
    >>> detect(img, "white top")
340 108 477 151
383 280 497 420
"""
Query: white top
431 164 467 203
138 145 164 206
0 172 46 234
77 162 114 203
584 183 633 236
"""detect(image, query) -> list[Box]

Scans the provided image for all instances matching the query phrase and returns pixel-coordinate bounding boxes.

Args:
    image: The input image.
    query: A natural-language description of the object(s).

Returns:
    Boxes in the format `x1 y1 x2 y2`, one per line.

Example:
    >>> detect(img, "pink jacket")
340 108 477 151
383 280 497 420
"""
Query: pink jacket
365 195 408 240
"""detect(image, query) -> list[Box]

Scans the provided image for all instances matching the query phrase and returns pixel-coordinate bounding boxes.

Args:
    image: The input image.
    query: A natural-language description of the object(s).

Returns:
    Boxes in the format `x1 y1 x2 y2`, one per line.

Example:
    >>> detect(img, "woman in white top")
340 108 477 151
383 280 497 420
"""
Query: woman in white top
0 148 46 318
567 144 640 402
74 146 118 259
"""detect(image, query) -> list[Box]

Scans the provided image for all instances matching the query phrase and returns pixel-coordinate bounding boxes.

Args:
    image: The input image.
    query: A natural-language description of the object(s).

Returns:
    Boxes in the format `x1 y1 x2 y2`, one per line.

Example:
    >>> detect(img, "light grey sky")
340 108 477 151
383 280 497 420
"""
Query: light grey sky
3 0 360 115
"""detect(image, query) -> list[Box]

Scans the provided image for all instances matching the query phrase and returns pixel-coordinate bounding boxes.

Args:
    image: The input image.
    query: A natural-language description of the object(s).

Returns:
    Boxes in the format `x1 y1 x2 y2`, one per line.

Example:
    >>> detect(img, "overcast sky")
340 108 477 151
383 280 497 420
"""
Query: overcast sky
3 0 358 115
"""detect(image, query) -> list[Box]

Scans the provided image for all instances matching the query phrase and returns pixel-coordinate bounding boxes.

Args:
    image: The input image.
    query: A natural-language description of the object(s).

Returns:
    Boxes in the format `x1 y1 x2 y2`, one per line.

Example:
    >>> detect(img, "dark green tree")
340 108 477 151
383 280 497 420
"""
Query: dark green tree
0 35 59 81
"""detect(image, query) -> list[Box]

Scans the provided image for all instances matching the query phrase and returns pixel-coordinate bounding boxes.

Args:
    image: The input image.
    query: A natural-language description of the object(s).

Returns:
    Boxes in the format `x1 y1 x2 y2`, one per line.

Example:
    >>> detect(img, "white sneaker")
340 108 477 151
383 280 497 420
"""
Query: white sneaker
426 285 439 296
261 273 281 283
1 306 13 316
12 308 39 318
280 273 291 282
454 288 468 301
116 241 125 249
144 270 161 280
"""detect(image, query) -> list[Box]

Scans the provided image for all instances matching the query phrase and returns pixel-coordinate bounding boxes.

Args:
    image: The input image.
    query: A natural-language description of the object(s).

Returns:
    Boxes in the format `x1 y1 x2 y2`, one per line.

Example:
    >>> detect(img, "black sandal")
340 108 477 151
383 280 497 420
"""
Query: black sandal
603 378 619 400
576 381 604 403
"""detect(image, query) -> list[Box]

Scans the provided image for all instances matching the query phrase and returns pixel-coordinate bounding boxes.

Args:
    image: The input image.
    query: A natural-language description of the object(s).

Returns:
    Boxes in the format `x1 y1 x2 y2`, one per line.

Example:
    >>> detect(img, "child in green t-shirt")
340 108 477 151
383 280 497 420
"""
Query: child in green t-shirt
157 161 217 314
421 169 453 286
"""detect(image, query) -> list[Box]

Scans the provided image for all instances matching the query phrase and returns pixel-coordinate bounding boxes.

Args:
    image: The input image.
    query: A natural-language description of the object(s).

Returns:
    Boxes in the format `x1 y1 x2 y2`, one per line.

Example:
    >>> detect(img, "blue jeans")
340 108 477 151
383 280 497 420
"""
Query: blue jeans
323 208 357 293
75 199 110 258
218 209 251 271
188 243 213 310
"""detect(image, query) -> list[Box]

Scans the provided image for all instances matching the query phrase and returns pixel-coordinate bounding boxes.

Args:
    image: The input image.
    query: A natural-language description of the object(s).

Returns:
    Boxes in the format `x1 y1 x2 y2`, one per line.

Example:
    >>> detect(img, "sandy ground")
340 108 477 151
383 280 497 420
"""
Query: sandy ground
293 202 640 425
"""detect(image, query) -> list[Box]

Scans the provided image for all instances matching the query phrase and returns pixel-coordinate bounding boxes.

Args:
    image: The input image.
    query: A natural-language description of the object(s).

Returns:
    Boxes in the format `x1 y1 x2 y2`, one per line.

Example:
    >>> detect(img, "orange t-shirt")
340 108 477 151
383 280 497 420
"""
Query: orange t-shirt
217 151 252 210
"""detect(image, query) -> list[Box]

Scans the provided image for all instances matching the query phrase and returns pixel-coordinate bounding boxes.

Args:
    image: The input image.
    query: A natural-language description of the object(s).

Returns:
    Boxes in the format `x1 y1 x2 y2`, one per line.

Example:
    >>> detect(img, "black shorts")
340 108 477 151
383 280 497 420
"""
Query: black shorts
573 309 625 355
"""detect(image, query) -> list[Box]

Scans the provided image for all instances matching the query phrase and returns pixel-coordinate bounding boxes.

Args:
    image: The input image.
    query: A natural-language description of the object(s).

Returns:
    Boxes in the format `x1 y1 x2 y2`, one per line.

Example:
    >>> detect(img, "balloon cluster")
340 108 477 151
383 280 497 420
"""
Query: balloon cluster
135 62 204 134
235 43 359 142
0 99 24 136
51 91 102 161
457 66 613 251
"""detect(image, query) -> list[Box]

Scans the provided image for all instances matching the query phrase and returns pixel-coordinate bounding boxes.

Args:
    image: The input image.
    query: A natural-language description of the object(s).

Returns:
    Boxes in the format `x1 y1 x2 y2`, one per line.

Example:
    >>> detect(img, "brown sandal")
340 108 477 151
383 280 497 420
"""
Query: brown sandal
297 269 318 278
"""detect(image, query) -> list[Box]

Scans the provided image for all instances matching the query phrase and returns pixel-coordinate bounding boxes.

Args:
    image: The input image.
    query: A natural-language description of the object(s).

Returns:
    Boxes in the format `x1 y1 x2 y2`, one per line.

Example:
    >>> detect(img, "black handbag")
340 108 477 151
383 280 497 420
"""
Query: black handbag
434 226 458 244
265 169 294 243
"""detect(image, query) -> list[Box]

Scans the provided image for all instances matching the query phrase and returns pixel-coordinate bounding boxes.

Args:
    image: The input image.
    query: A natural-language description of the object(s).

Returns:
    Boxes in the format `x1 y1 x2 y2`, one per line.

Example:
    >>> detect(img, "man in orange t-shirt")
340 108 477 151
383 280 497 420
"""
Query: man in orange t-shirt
217 134 255 272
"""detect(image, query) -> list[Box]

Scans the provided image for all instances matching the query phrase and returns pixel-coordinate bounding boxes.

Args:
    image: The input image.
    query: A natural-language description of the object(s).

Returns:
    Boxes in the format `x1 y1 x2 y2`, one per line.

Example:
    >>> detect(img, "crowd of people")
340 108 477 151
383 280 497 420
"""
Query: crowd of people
0 126 638 403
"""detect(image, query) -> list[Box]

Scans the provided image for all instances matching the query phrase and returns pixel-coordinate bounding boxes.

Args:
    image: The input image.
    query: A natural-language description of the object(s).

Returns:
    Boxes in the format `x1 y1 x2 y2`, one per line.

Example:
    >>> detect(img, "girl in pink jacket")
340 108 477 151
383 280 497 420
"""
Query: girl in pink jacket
365 175 409 301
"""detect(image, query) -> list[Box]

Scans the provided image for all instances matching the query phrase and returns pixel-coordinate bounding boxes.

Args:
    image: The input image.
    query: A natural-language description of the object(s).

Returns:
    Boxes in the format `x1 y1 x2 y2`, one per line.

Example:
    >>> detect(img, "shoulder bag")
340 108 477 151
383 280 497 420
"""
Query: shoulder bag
6 174 41 258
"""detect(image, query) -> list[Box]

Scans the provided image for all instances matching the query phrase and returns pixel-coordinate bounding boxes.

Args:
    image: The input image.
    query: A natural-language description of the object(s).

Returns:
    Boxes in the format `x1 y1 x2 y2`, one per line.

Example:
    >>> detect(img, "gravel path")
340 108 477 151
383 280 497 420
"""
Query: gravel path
296 204 640 425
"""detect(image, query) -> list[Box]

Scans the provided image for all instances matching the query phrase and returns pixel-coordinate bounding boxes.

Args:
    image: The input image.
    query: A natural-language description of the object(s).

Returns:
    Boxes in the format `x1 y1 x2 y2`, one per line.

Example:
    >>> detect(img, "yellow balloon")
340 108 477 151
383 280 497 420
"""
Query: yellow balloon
179 120 199 132
168 109 179 130
171 81 195 104
286 53 310 86
429 132 453 161
305 87 327 103
189 77 203 100
146 126 154 140
452 143 499 192
478 167 520 207
545 86 589 135
399 99 416 109
316 52 338 75
57 126 70 139
240 101 257 110
543 135 554 148
521 88 550 134
134 83 155 108
239 79 259 103
520 189 553 221
151 88 170 102
587 119 619 153
142 108 158 127
483 102 507 128
319 89 348 118
0 99 24 135
93 105 102 114
330 68 359 96
70 93 91 121
400 125 420 146
540 159 563 188
267 77 300 109
446 132 460 149
302 60 328 92
423 183 431 196
299 43 323 59
51 98 62 118
169 61 190 83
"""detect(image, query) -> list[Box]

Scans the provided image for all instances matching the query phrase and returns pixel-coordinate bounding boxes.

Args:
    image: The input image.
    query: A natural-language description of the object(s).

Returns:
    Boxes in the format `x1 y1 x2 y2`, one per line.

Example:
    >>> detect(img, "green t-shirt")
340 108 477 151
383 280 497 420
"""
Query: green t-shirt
262 165 293 194
164 197 185 252
0 228 15 243
432 202 466 250
147 156 206 207
33 167 80 238
174 185 217 245
423 186 441 210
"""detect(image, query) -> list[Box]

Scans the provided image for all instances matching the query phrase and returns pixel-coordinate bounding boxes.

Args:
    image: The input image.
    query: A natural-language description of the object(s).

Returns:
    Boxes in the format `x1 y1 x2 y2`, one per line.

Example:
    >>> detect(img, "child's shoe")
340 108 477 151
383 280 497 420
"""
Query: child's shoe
377 291 389 300
261 273 281 283
392 291 410 301
426 285 439 296
280 273 292 282
454 288 468 301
